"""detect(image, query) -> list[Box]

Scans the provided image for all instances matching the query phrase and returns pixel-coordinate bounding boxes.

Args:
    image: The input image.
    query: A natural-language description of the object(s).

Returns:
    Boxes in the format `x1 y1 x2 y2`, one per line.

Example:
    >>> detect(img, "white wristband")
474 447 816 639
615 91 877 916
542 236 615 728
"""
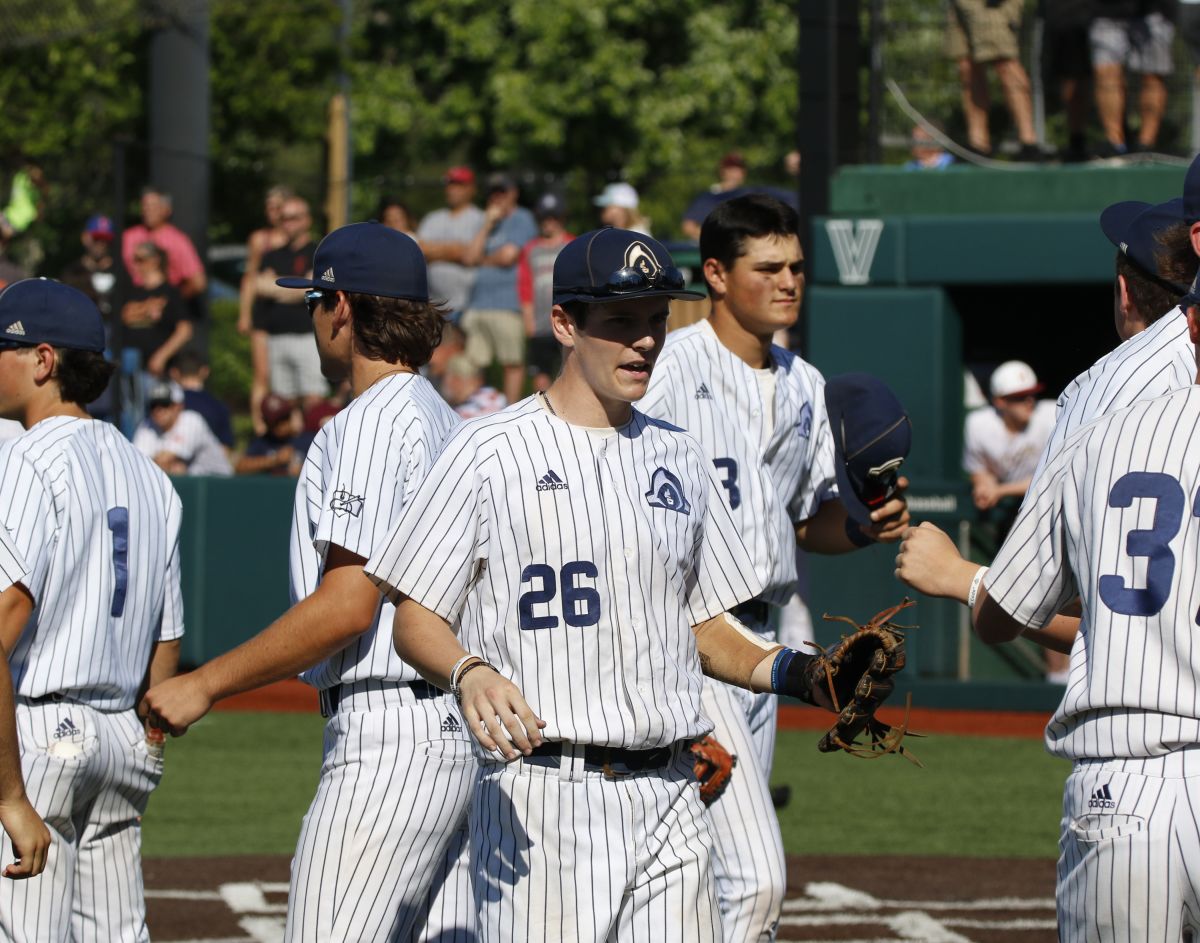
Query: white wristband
967 566 989 609
449 654 479 694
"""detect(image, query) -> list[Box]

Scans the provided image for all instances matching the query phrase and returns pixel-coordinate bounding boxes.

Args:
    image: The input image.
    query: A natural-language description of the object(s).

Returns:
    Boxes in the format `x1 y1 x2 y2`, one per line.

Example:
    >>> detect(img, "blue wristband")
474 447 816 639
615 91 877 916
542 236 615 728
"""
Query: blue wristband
844 514 875 549
770 648 801 693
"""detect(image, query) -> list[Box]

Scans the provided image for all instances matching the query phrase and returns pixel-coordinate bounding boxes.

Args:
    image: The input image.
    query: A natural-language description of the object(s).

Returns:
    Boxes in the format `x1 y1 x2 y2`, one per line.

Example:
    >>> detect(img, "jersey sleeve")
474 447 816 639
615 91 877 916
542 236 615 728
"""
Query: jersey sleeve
684 448 764 624
312 407 413 565
157 486 185 642
363 425 488 624
0 526 29 595
0 450 52 605
985 438 1079 629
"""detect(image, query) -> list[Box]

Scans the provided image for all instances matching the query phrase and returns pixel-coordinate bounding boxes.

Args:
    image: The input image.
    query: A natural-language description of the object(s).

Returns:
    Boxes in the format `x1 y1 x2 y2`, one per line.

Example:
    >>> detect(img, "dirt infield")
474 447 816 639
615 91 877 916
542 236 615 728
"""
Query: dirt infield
145 853 1056 942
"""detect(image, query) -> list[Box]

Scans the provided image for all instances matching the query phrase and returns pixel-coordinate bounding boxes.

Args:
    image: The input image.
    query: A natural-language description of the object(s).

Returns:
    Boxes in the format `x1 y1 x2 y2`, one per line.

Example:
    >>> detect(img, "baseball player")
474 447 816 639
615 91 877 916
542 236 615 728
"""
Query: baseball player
963 297 1200 939
0 277 183 941
636 194 910 940
363 228 883 942
141 224 474 941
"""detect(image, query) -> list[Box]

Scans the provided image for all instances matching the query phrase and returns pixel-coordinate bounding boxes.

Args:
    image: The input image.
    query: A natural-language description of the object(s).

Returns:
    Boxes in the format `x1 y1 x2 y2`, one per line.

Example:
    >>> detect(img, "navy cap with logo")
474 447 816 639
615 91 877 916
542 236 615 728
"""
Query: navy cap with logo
1100 197 1189 294
552 228 706 307
277 221 428 301
824 373 912 527
0 277 106 352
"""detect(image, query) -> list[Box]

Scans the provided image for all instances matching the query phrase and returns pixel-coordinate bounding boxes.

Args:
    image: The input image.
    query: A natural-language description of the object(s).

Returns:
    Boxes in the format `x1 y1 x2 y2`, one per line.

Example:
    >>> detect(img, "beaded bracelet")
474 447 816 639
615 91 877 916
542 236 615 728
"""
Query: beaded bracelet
453 660 499 703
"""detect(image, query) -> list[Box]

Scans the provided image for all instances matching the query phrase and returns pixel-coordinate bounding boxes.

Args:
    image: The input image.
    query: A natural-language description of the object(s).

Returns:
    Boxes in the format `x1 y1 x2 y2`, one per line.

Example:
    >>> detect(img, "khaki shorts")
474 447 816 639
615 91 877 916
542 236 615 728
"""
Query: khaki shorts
945 0 1025 63
462 308 525 368
267 332 328 398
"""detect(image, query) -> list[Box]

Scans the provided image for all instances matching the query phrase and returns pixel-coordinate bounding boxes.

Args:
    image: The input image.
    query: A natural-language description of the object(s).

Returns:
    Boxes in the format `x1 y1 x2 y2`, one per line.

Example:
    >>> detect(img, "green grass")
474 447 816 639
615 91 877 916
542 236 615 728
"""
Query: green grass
142 713 1069 860
774 728 1068 859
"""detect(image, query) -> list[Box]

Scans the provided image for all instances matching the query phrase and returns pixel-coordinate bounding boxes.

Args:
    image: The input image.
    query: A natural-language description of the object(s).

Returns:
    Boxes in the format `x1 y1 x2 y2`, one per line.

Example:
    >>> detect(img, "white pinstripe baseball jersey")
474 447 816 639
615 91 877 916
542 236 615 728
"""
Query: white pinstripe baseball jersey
989 385 1200 760
1030 307 1193 482
638 320 837 608
132 409 233 476
0 525 28 592
291 372 460 689
0 417 183 710
365 396 764 750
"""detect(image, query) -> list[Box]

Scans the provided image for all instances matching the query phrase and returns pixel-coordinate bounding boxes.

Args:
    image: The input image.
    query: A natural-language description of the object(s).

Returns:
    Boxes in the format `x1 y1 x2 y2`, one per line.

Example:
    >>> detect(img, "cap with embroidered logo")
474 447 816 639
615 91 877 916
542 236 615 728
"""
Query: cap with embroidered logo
552 228 705 307
1100 197 1189 294
276 222 428 301
0 278 106 352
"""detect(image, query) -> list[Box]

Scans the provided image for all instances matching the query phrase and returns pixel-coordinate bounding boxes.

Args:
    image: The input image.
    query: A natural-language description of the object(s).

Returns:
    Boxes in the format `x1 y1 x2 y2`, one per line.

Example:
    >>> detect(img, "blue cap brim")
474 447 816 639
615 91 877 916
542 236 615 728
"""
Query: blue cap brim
1099 201 1151 248
552 287 707 307
276 276 318 290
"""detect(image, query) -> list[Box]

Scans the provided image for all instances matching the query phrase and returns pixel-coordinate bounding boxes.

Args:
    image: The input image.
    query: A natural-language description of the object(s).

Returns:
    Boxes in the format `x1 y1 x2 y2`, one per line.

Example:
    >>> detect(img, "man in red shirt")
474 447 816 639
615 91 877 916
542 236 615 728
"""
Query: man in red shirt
121 187 206 300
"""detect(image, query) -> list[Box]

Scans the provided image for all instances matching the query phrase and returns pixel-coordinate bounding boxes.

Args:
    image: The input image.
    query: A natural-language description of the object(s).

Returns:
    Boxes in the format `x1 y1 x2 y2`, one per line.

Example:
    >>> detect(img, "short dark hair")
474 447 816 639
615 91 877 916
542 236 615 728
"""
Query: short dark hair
167 348 207 377
376 195 409 217
333 292 448 368
699 194 800 294
55 348 115 406
1117 221 1194 325
558 300 589 331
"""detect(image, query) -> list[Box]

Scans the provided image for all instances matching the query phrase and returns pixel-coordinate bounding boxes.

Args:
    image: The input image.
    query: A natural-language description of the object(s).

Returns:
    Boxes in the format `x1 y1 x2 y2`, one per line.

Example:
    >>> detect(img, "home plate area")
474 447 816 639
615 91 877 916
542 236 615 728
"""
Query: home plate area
144 854 1058 942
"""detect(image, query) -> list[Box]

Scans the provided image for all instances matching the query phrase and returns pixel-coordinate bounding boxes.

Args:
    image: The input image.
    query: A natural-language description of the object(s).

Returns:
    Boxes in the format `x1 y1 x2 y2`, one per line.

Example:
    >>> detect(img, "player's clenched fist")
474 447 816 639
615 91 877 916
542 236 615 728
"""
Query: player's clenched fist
863 475 911 544
458 666 546 761
140 674 214 737
894 521 978 599
0 797 49 879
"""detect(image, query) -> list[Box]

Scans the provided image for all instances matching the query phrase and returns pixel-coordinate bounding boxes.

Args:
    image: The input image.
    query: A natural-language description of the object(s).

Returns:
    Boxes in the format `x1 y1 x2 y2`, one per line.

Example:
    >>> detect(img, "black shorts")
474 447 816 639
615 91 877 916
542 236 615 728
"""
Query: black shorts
1045 23 1091 80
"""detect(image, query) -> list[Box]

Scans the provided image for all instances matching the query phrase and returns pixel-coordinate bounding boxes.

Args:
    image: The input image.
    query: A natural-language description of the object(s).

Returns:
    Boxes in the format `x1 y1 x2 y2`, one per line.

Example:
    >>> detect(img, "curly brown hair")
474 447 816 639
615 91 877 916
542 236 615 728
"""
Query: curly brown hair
1116 220 1194 327
55 348 116 406
341 293 449 368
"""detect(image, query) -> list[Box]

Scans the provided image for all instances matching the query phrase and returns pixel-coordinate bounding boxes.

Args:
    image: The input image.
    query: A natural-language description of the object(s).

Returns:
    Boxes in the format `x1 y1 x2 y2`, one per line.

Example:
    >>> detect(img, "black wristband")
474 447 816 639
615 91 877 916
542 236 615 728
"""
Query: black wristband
844 514 875 549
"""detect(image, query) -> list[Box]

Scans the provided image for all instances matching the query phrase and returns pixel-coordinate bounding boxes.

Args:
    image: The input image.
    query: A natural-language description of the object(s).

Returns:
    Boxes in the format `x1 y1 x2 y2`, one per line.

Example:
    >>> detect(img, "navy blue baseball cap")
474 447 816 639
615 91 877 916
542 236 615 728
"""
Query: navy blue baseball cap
277 222 428 301
1100 197 1189 293
824 373 912 527
552 228 706 306
0 278 106 352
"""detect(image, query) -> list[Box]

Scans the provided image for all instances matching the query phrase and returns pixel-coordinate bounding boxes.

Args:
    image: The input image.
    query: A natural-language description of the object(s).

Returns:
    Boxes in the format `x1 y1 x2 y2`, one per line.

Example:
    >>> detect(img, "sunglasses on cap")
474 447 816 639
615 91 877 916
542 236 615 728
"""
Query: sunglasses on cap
565 265 687 298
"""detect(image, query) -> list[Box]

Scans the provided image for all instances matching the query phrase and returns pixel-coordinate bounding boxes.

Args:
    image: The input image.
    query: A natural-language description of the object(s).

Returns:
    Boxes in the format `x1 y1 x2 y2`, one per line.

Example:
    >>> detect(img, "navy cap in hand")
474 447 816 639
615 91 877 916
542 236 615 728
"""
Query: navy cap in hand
1100 197 1189 293
824 373 912 527
277 222 429 302
552 228 706 307
0 278 106 352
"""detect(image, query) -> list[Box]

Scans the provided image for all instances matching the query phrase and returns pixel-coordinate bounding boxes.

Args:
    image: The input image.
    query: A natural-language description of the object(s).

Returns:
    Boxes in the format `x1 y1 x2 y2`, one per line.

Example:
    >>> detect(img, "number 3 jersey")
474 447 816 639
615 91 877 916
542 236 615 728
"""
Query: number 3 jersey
0 417 184 710
989 385 1200 761
638 321 838 609
364 396 764 750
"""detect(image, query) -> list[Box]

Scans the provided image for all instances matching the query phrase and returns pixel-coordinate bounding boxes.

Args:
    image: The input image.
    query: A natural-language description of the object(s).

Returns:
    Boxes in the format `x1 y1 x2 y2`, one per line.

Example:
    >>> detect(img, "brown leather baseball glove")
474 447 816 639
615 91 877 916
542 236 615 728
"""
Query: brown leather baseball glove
689 734 737 806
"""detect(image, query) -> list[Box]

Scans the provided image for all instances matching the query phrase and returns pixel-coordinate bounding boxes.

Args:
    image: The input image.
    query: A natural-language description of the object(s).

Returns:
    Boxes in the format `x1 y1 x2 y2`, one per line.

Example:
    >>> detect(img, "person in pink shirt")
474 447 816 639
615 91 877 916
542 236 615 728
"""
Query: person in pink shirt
121 187 206 300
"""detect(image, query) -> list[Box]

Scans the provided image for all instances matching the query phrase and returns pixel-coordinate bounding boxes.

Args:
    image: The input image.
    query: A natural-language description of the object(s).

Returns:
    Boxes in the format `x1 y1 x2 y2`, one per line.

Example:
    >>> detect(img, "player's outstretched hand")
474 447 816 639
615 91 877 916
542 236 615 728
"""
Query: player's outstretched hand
864 475 911 544
140 674 214 737
459 667 547 761
0 797 49 879
895 521 976 599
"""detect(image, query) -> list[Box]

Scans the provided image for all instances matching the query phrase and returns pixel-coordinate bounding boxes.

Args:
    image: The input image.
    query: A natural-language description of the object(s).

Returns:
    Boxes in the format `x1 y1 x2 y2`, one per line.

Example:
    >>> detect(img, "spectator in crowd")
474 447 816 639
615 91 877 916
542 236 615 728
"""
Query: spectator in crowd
1091 0 1176 156
440 354 507 419
1042 0 1094 162
1183 0 1200 77
593 182 651 235
461 173 538 404
60 214 117 316
680 152 749 240
239 185 291 435
121 186 206 300
118 241 194 377
302 399 340 438
417 166 486 319
253 196 327 412
518 192 574 391
377 196 416 238
0 162 44 243
904 125 956 170
235 392 306 476
425 321 466 392
946 0 1040 160
133 380 233 477
167 348 234 455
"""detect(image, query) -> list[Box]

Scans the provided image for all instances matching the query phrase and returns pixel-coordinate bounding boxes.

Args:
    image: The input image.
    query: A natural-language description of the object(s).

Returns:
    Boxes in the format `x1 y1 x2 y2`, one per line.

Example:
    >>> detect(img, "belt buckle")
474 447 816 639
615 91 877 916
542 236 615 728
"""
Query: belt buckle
599 749 631 781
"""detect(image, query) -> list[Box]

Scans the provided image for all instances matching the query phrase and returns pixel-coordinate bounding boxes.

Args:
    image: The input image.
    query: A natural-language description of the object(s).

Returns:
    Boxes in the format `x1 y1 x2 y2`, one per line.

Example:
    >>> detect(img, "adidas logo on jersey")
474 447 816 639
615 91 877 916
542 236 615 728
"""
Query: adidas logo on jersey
53 716 80 741
320 267 336 283
3 320 26 337
695 383 713 400
1088 784 1116 810
441 713 462 733
536 470 568 492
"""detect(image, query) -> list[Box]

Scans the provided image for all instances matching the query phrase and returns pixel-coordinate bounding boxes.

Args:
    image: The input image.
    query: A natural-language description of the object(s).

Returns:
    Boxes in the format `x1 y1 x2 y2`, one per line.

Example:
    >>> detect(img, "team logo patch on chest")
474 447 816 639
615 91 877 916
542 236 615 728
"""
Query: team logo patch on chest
645 467 691 514
330 487 364 517
797 402 813 439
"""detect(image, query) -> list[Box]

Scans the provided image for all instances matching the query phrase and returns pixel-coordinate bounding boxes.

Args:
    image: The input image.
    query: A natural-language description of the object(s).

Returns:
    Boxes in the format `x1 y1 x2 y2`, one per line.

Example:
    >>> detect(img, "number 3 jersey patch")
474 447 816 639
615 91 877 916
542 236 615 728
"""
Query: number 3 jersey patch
364 397 763 749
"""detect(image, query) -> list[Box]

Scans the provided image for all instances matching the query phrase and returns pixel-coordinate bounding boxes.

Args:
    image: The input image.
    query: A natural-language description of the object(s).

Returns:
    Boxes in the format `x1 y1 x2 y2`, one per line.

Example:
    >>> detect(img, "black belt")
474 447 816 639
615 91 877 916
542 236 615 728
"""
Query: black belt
320 679 440 716
730 600 770 625
22 692 68 706
523 741 677 776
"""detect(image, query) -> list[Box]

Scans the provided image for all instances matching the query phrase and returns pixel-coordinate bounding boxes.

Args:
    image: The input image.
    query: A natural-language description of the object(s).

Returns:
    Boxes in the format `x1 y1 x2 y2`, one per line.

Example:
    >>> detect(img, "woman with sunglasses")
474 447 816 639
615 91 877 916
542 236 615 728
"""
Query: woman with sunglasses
118 240 193 380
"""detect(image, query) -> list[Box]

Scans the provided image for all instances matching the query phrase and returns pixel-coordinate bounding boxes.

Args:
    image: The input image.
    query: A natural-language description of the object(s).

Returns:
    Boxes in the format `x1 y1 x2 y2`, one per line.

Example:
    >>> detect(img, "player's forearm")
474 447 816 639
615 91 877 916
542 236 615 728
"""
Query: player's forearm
692 613 782 692
147 639 181 690
998 478 1032 499
0 584 33 660
795 500 859 555
392 597 470 689
0 658 27 805
1019 617 1078 655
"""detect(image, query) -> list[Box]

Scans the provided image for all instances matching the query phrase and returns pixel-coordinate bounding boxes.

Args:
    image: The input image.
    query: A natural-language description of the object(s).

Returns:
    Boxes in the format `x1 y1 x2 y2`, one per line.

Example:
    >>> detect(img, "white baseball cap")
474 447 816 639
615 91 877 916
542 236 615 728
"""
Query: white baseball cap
593 182 639 210
989 360 1042 399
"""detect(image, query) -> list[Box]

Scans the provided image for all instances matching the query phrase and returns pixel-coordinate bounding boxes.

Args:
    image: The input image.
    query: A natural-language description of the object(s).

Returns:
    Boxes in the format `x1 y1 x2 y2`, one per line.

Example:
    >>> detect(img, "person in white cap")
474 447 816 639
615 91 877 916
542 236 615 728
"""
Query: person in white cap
593 182 651 235
963 360 1056 512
